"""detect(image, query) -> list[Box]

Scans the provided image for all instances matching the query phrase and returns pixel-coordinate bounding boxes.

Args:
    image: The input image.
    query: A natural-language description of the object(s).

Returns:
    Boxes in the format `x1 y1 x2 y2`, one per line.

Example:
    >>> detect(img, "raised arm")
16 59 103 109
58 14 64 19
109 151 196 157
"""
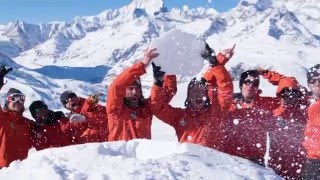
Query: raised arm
0 65 12 90
203 64 234 113
107 48 158 114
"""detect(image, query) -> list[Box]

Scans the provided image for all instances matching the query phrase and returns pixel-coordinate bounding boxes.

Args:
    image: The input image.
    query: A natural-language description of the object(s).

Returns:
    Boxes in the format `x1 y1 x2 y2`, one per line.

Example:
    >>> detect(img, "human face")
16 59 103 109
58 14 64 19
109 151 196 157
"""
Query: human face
125 84 142 108
7 93 25 113
308 77 320 98
65 96 80 111
241 76 259 100
279 88 301 106
35 107 49 126
187 86 208 112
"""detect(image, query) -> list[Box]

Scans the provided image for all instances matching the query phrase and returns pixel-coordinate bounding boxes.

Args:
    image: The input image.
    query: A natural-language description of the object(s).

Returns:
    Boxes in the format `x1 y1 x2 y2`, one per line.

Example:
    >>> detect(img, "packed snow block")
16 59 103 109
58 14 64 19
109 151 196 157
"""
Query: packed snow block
150 29 206 77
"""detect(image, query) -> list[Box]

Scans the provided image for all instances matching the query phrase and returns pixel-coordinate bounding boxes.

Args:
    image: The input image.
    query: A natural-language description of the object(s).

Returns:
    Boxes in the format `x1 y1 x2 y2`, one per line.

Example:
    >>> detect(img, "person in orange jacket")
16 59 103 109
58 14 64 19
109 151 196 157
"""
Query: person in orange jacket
29 101 87 150
302 64 320 179
150 44 234 150
106 48 177 141
224 69 280 166
258 69 308 179
0 65 33 168
60 91 108 143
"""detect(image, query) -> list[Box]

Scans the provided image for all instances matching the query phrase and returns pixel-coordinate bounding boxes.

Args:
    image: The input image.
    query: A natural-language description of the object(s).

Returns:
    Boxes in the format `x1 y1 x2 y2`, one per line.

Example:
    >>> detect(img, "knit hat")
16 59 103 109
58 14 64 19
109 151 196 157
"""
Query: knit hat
239 70 260 88
60 90 77 105
6 88 22 97
29 100 48 119
307 64 320 82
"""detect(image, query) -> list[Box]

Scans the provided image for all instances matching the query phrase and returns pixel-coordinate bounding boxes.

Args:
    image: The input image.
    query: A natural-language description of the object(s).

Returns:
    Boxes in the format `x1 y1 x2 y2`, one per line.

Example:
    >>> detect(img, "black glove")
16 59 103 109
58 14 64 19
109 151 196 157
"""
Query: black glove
201 43 218 67
152 62 165 87
0 65 12 89
0 65 13 78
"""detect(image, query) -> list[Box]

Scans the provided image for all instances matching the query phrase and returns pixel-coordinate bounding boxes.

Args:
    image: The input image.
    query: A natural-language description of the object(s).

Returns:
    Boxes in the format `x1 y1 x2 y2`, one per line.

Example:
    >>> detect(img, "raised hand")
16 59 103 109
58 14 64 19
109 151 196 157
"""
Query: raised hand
0 65 13 78
87 93 103 104
152 62 165 86
141 48 159 67
216 44 236 65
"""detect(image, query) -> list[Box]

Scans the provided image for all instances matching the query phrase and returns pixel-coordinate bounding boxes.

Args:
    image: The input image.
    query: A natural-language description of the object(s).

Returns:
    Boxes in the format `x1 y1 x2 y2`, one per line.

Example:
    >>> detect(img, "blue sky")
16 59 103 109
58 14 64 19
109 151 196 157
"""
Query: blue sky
0 0 239 24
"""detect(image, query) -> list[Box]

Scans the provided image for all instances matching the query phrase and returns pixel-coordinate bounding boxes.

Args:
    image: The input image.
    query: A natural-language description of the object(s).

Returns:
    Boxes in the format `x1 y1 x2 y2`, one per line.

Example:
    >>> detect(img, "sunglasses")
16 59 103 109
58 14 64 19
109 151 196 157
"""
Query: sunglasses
243 79 259 86
7 93 25 103
308 78 320 84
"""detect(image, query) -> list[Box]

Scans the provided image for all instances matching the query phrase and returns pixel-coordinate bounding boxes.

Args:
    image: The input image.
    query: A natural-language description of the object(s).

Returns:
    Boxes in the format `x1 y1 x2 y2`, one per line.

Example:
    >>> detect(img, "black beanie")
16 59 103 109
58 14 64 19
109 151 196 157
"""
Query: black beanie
60 90 77 105
307 64 320 82
6 88 22 97
239 70 260 88
29 101 48 119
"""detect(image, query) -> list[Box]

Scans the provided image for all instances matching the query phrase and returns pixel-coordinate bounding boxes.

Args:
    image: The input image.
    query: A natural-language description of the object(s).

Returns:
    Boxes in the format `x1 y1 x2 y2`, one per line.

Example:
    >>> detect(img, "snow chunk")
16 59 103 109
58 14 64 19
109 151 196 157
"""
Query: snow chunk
150 29 206 76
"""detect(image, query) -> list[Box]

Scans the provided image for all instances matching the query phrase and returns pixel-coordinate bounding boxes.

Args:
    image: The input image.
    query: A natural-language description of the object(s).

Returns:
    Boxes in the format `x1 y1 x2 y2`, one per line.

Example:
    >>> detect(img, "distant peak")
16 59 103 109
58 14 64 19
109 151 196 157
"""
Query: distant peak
128 0 166 16
240 0 273 11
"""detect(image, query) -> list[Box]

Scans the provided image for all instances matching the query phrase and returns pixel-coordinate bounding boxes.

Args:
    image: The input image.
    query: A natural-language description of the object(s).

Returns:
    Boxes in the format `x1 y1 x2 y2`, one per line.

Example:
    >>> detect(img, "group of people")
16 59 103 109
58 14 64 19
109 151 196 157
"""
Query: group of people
0 44 319 179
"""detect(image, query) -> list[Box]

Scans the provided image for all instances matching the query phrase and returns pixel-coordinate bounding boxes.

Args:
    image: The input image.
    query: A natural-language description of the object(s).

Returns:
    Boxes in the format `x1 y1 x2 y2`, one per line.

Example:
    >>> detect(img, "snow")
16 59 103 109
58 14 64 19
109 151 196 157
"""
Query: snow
150 29 206 76
0 140 281 180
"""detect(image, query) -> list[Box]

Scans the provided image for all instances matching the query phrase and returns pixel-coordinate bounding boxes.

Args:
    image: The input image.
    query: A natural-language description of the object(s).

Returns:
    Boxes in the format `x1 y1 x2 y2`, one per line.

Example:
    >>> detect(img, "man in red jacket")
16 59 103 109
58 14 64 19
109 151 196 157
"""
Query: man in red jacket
29 101 86 150
224 69 279 166
60 91 108 143
258 69 308 179
302 64 320 179
0 65 32 168
151 44 234 150
107 48 177 141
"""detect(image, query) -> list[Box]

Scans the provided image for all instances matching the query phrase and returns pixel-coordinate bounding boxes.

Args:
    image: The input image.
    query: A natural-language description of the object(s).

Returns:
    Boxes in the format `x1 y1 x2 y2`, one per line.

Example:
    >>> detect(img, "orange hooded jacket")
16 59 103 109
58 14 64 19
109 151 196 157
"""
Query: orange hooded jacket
31 116 87 151
72 97 108 143
151 64 233 150
0 109 32 168
107 62 177 141
304 99 320 159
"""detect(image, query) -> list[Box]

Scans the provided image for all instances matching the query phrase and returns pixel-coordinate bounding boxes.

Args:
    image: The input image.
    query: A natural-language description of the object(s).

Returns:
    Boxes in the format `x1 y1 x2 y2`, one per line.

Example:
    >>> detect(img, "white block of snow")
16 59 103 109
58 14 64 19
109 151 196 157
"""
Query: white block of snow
150 29 206 76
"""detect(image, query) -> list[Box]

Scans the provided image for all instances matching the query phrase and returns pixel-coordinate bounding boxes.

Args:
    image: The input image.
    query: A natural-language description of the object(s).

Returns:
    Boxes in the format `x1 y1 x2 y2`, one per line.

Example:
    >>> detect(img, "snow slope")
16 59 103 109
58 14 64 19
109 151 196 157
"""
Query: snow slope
0 140 281 180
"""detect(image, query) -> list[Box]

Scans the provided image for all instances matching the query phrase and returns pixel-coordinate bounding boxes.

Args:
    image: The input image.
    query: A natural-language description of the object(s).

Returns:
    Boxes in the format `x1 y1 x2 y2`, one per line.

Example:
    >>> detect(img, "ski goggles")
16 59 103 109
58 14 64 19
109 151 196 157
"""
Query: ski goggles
7 93 25 103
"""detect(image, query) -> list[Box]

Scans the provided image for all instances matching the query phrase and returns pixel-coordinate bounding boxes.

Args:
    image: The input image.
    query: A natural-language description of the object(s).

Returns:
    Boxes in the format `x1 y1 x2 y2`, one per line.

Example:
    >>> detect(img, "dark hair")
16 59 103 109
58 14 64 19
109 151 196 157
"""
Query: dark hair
239 70 260 88
307 64 320 82
29 101 48 119
184 77 211 108
60 90 77 105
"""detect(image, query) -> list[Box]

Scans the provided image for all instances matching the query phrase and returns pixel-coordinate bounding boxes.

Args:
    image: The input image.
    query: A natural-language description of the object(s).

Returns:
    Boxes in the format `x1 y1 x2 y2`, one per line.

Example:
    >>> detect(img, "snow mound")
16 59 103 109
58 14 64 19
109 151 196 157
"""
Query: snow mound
150 29 206 76
0 140 280 180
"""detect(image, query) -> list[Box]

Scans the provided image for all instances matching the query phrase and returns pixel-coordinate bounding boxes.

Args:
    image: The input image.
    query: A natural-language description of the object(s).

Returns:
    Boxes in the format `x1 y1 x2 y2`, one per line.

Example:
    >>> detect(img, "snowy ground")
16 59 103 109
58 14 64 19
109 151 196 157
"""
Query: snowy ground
0 140 281 180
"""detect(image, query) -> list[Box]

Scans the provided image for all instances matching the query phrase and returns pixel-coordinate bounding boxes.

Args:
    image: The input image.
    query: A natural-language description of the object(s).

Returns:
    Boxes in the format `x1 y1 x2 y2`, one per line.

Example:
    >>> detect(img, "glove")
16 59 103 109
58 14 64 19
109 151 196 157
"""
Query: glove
256 68 268 75
87 93 102 105
152 62 165 86
201 43 218 67
69 114 86 123
216 44 235 65
0 65 12 89
0 65 13 78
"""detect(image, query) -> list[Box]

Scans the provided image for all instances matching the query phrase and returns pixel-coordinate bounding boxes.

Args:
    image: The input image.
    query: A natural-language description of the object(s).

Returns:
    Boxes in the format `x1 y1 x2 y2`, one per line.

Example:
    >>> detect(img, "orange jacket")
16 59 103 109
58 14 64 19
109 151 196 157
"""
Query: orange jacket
303 99 320 159
72 97 108 143
31 116 87 151
224 108 275 159
225 88 279 160
107 62 177 141
151 64 233 150
0 109 32 168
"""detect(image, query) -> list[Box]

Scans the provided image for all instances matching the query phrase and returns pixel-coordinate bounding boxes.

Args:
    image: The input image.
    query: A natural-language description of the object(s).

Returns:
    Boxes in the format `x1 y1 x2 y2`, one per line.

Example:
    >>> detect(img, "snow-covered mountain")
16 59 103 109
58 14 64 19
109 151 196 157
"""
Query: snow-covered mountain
0 0 318 178
0 0 318 124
